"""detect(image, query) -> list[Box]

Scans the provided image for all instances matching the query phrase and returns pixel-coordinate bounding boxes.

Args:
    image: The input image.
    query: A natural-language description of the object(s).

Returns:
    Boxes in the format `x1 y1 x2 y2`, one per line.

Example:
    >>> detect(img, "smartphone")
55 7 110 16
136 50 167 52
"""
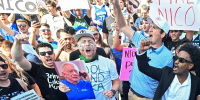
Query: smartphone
31 15 41 28
79 72 87 78
140 20 143 25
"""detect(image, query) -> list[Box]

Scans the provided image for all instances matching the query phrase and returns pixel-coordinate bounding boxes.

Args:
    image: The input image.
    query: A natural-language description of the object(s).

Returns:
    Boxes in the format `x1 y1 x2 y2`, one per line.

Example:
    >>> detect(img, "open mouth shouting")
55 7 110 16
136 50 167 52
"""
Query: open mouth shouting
46 58 53 65
149 33 153 39
85 48 92 55
0 71 7 78
173 64 179 72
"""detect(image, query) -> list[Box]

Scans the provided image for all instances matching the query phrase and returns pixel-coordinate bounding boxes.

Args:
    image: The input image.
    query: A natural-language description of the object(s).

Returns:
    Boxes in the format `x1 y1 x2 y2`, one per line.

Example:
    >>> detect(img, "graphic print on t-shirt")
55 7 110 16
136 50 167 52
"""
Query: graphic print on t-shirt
0 90 24 100
46 73 60 90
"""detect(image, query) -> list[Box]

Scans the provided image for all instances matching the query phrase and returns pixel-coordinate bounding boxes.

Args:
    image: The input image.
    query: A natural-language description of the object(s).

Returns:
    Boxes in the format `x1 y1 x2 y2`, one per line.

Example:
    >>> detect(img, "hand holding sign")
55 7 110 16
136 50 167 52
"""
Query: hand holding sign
59 82 71 92
140 39 152 54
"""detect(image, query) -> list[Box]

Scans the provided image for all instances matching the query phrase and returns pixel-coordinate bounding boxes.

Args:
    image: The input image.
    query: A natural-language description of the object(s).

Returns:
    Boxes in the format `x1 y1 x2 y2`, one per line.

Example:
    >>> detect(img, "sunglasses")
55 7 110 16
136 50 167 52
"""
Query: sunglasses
0 64 8 69
39 51 53 56
128 1 138 8
17 24 26 27
40 29 51 32
175 56 192 63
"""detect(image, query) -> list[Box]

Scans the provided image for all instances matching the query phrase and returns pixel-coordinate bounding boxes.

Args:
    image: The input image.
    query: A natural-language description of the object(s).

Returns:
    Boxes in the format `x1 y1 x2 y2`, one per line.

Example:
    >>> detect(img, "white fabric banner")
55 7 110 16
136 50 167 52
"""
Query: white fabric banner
59 0 90 11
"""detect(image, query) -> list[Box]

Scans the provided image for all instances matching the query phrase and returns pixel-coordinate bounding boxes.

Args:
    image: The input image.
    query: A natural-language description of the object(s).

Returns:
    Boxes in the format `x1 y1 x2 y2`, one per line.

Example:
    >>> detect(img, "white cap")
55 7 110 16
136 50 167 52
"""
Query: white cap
74 29 95 42
147 16 170 34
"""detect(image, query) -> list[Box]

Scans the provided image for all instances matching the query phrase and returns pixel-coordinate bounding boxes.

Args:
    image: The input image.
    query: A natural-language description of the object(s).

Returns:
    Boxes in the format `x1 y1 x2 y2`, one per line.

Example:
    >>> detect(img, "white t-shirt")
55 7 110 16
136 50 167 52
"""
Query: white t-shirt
83 55 118 100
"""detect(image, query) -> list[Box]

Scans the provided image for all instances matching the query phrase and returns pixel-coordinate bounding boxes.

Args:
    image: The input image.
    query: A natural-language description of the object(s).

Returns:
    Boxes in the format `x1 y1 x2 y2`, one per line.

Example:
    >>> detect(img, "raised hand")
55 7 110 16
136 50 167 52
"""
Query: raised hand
114 21 120 32
15 34 29 44
140 39 152 53
57 38 67 50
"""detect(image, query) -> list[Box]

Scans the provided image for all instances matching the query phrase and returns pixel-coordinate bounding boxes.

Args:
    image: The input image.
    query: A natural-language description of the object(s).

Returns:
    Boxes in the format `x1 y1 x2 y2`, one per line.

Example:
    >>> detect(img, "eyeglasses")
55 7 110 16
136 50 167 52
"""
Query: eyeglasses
39 51 53 56
40 29 51 32
0 64 8 69
175 56 192 63
128 1 138 8
17 24 26 27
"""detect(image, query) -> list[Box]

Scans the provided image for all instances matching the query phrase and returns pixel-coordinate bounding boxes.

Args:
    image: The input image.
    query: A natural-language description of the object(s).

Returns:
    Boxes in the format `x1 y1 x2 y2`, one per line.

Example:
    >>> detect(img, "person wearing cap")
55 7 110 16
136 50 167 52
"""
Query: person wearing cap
54 29 77 61
0 55 28 99
61 29 120 100
64 0 91 29
137 42 200 100
111 0 173 99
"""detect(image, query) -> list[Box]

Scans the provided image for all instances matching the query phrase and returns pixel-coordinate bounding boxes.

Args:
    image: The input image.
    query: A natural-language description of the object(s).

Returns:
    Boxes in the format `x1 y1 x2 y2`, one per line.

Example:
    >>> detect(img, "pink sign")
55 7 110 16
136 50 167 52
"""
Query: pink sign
120 47 136 81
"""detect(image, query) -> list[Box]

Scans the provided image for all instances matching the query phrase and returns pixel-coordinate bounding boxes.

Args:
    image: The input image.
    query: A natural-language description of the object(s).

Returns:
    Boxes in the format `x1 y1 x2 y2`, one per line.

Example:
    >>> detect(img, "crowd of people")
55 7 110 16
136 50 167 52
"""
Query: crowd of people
0 0 200 100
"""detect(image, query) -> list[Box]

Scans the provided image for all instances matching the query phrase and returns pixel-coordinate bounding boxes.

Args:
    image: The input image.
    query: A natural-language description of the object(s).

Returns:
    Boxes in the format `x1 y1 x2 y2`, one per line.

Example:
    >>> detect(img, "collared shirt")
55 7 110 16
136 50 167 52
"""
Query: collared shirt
162 73 191 100
61 80 95 100
129 32 173 98
37 39 58 49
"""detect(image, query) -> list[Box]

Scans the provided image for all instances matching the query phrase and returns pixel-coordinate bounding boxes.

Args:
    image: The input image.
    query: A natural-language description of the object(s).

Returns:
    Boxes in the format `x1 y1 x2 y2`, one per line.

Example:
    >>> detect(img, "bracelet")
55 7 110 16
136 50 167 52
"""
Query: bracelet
39 95 43 98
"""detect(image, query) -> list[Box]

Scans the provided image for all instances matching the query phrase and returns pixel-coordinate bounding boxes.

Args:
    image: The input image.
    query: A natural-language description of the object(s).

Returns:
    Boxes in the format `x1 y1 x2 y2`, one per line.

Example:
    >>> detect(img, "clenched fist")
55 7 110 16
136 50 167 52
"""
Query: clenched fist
15 34 29 44
140 39 152 53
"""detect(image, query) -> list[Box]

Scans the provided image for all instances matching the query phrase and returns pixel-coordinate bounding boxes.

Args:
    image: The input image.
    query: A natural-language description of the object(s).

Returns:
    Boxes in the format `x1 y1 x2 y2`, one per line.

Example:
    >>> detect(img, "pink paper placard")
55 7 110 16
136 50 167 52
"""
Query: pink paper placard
120 47 136 81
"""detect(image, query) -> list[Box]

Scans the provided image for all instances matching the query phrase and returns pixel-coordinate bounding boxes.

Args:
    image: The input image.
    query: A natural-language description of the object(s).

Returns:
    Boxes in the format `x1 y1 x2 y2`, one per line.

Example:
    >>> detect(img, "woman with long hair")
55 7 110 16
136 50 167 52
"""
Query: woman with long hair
0 53 44 99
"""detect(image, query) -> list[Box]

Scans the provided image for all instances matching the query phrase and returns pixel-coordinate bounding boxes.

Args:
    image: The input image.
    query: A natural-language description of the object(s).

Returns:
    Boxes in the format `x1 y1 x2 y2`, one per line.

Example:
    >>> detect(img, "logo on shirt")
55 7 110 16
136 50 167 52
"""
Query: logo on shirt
81 89 88 91
80 30 86 33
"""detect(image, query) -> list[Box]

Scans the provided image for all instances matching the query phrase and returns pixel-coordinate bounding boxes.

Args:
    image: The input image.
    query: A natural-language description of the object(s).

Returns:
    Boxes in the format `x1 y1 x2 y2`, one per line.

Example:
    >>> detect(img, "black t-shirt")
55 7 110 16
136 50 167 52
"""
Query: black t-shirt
69 47 108 61
0 78 25 100
26 62 68 100
102 15 115 46
164 36 178 56
69 14 90 26
9 71 35 90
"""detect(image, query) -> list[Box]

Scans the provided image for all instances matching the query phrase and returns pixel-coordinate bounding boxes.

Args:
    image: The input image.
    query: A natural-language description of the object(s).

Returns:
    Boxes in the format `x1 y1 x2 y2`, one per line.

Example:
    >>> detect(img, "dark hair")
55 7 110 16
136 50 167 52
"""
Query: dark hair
179 43 200 71
56 6 61 11
135 0 140 6
0 13 10 16
160 29 167 42
175 38 191 50
142 17 148 22
35 43 53 54
56 29 70 39
0 35 5 41
46 0 56 8
97 33 110 48
40 23 50 28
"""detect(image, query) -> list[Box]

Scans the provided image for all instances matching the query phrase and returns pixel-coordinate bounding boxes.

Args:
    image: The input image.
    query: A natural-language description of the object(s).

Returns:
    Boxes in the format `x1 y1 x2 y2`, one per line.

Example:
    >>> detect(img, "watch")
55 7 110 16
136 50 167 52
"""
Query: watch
110 89 116 95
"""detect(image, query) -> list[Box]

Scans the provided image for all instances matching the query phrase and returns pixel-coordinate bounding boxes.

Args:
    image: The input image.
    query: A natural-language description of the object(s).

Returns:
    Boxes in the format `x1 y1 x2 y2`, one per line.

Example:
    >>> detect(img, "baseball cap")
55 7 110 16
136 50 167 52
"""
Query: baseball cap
74 29 95 42
88 26 99 34
147 16 170 34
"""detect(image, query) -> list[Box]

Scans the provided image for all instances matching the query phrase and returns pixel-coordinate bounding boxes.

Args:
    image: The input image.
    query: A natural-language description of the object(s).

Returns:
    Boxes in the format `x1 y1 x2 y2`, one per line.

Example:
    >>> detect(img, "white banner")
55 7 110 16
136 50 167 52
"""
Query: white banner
150 0 200 31
11 89 39 100
59 0 90 11
0 0 38 14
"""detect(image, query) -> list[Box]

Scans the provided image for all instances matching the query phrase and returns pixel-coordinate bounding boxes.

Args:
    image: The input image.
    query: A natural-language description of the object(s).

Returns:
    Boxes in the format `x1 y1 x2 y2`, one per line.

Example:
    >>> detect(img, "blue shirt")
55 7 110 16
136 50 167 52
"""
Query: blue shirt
112 46 122 74
129 32 173 98
37 39 58 49
134 17 143 29
0 23 19 42
94 5 108 30
61 80 95 100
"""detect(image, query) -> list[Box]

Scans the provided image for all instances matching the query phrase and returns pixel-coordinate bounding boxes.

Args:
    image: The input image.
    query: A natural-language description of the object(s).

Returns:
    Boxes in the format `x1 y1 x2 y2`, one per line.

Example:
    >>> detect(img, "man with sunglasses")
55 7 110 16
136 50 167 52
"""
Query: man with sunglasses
112 0 173 99
0 56 29 99
137 41 200 99
30 23 58 49
126 0 139 23
11 36 69 100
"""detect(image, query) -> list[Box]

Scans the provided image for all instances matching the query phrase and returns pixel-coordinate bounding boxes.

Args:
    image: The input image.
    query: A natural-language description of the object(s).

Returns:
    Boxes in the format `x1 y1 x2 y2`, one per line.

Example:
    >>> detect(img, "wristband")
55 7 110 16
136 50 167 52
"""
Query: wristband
110 89 116 95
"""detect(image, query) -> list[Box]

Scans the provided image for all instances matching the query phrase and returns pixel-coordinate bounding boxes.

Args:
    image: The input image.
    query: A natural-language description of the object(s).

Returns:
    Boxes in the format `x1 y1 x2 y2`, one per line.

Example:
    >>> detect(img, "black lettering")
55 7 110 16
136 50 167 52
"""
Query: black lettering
125 50 129 58
6 0 13 10
0 0 4 10
15 0 26 12
125 61 132 69
25 1 36 12
97 83 105 91
98 73 104 82
91 65 98 73
132 51 135 57
92 84 97 91
91 74 97 82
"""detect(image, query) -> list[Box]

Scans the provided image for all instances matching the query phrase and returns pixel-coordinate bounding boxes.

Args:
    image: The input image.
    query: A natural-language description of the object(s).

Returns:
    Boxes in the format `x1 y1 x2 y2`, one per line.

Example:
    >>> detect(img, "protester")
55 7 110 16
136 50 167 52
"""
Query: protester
112 0 173 99
0 35 5 49
60 62 95 99
134 4 148 29
30 23 58 49
137 42 200 100
54 29 77 61
92 0 111 31
64 0 91 29
60 29 120 100
0 13 18 42
126 0 140 23
137 17 151 37
11 35 68 100
0 55 28 99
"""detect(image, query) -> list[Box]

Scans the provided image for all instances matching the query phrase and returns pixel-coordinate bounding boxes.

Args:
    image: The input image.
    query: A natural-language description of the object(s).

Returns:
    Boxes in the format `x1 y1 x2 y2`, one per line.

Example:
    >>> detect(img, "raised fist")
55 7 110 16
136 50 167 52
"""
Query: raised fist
15 34 29 44
140 39 152 53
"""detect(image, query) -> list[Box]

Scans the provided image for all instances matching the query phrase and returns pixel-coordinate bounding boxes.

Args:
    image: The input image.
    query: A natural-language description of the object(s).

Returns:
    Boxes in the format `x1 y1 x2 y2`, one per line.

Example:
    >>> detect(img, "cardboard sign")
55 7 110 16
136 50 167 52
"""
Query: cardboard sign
0 0 38 14
120 48 136 81
11 89 39 100
150 0 200 31
59 0 90 11
53 60 87 80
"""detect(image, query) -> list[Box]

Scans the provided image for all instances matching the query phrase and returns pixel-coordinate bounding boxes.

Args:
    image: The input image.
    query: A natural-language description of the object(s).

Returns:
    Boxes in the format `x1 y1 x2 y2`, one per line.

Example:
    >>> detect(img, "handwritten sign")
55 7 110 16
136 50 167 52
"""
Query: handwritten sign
150 0 200 31
59 0 89 11
53 60 86 80
119 48 136 81
0 0 38 14
11 89 39 100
